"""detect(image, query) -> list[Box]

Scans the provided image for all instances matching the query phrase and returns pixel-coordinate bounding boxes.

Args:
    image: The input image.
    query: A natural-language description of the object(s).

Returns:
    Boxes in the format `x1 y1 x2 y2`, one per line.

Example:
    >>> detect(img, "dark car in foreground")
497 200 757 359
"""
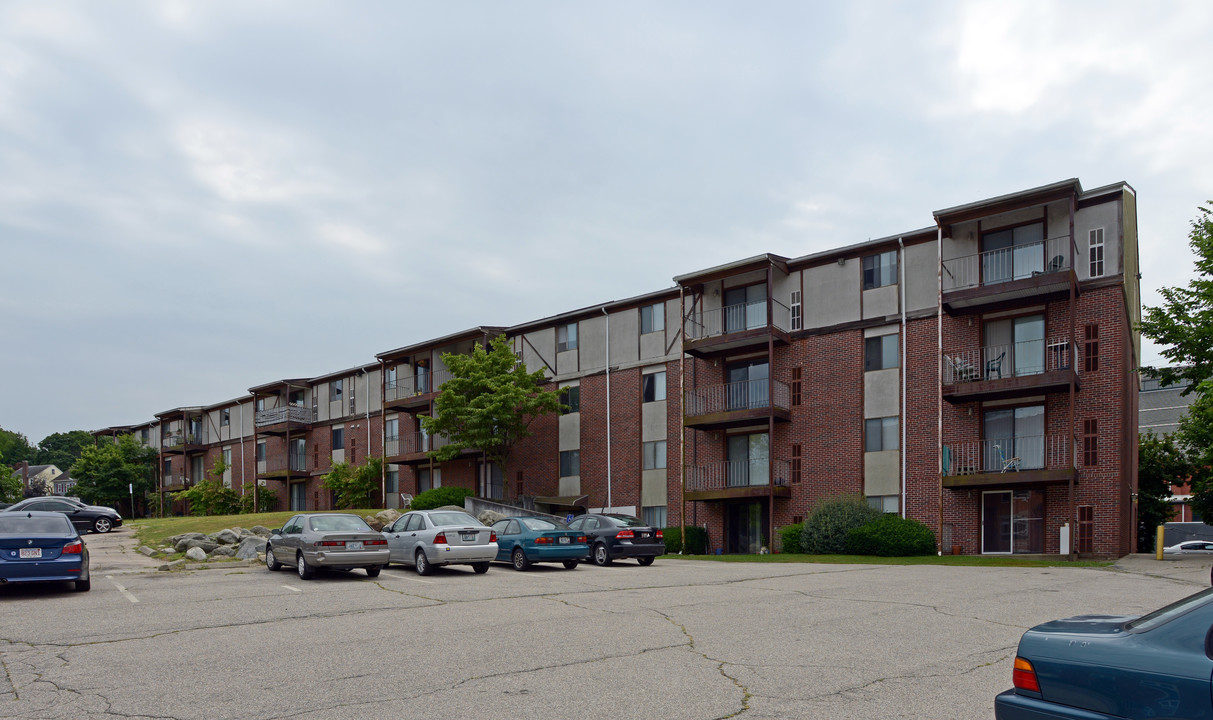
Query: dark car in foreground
265 513 390 580
568 513 664 566
490 516 588 570
3 496 122 534
995 587 1213 719
0 511 91 592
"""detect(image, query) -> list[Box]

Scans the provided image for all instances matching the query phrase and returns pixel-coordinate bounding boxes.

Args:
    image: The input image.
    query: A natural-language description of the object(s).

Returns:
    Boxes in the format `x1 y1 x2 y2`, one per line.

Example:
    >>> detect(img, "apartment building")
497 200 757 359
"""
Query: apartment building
92 178 1140 555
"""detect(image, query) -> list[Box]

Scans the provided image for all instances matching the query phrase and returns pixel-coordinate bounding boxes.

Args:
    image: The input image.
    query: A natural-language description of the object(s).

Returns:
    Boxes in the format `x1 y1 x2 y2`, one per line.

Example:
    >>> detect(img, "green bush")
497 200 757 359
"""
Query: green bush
801 495 883 554
173 479 241 516
240 484 279 513
662 527 683 554
661 525 708 554
846 514 937 556
409 486 474 511
779 523 804 554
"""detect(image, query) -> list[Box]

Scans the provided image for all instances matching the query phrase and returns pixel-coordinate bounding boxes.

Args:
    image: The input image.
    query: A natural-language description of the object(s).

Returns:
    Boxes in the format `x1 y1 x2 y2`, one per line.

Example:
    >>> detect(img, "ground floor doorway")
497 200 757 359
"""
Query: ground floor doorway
290 482 307 511
726 501 769 554
982 489 1044 554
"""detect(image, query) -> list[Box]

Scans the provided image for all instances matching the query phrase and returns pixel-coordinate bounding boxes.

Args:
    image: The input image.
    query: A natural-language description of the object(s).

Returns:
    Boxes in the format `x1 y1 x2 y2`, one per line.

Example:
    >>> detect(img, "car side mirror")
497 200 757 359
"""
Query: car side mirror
270 528 281 535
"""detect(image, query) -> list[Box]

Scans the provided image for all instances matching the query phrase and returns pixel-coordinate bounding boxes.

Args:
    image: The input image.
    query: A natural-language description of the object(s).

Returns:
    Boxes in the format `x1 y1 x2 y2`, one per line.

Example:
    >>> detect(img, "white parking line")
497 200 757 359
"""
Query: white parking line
388 573 432 584
106 576 139 603
282 585 301 592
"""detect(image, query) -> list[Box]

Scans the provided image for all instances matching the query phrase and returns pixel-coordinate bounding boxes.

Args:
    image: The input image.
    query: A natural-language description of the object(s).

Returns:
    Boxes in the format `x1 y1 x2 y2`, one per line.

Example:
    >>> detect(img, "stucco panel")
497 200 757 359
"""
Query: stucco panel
581 315 607 372
559 476 581 496
611 310 641 365
642 401 667 441
641 469 667 506
805 261 860 328
862 284 899 320
864 451 900 496
864 368 900 418
904 241 937 312
559 413 580 451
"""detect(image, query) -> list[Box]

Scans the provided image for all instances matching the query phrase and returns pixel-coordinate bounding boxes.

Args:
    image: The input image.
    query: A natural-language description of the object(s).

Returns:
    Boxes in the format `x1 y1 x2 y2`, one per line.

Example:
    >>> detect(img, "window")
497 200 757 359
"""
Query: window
141 428 149 444
863 250 898 290
643 440 667 470
163 458 172 478
330 379 343 401
289 390 305 406
1084 324 1099 373
561 385 581 414
386 467 398 494
557 323 578 352
642 371 667 402
790 290 802 331
864 334 899 372
983 406 1044 472
222 449 232 487
255 397 265 412
385 417 398 442
982 222 1045 283
791 367 802 407
640 303 665 334
642 506 667 529
418 468 441 492
256 442 266 462
1089 228 1105 278
221 409 230 426
332 427 344 451
864 417 899 452
867 495 899 513
386 365 397 390
723 284 767 332
560 450 580 477
1083 419 1098 467
983 314 1045 378
791 443 802 483
727 432 769 487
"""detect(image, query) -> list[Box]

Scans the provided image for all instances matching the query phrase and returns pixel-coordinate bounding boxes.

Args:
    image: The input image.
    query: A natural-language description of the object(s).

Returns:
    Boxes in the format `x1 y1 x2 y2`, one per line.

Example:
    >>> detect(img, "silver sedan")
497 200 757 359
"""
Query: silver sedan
265 513 390 580
382 510 498 575
1163 540 1213 555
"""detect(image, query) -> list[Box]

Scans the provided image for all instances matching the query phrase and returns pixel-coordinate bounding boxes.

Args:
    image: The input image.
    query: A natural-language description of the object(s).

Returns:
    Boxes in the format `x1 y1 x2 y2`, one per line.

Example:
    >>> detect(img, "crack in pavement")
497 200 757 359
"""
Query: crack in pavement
652 608 752 719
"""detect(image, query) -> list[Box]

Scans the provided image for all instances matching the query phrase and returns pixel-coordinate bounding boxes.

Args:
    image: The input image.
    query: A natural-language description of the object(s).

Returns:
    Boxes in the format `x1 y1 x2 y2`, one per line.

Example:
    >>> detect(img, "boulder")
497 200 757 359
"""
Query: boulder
138 546 157 557
236 536 265 560
436 505 465 512
159 559 187 571
212 529 241 545
177 538 219 554
169 532 207 546
363 516 384 532
185 547 208 562
211 546 236 557
478 510 507 526
374 509 401 526
251 526 272 537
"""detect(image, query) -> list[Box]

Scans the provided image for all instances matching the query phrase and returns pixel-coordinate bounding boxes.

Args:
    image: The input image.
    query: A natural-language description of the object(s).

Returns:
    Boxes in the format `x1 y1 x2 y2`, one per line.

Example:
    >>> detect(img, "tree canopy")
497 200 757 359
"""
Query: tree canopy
34 430 96 471
321 456 382 509
1137 432 1191 549
1175 383 1213 524
0 449 22 503
421 335 563 497
71 435 158 506
1140 202 1213 390
0 427 35 466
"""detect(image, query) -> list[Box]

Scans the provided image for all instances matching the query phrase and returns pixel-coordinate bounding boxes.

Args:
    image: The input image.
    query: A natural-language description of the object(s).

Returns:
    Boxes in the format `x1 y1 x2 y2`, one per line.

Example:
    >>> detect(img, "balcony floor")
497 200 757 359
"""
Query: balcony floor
943 368 1079 403
942 271 1076 315
685 406 791 431
942 467 1077 489
684 484 792 502
683 327 790 359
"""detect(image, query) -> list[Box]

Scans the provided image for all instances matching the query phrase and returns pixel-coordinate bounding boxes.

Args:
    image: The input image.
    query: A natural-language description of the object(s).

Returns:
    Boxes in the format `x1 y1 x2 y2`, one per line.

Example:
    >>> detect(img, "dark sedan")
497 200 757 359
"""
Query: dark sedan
3 497 122 534
995 587 1213 719
568 513 664 566
0 511 91 592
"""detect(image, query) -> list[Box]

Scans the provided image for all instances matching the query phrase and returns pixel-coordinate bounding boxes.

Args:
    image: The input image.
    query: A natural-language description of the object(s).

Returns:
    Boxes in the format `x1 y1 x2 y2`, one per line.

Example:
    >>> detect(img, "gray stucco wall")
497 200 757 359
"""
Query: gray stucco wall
642 401 666 441
864 367 900 418
904 241 937 312
641 469 667 507
862 284 899 320
805 261 861 328
864 451 900 496
559 413 580 451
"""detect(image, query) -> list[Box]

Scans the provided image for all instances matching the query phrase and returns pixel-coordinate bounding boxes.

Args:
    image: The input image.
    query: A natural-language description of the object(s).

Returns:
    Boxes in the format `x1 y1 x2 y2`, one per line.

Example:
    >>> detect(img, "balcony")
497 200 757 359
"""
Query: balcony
941 235 1077 313
385 430 455 465
384 368 452 411
161 474 189 492
942 435 1077 488
161 432 206 454
683 299 791 358
684 379 791 430
258 450 310 479
254 405 316 435
684 459 792 501
942 338 1079 403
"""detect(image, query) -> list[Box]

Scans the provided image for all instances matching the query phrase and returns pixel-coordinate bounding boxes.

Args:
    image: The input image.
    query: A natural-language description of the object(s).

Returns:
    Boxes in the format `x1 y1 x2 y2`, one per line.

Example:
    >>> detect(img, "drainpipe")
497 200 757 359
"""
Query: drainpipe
936 225 944 553
899 237 907 519
679 284 686 553
379 359 386 506
239 403 245 497
603 307 612 512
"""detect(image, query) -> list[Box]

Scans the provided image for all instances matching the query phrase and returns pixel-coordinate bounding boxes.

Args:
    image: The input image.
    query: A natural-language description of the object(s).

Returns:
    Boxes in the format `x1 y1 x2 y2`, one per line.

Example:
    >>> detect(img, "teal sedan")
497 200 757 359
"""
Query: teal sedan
490 516 588 571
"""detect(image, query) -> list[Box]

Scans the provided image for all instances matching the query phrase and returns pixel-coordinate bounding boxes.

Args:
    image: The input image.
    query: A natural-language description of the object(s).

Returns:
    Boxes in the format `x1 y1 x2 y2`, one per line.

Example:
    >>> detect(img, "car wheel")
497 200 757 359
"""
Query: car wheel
592 543 612 566
562 559 579 570
93 517 113 534
472 562 490 574
265 545 282 571
511 547 531 571
415 549 433 576
75 578 91 592
637 556 655 566
365 565 382 578
296 553 315 580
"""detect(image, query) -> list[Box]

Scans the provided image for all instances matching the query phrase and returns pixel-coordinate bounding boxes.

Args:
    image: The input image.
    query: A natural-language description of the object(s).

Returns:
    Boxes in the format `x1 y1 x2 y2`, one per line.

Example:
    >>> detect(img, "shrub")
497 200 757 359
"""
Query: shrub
801 495 883 554
173 479 240 516
662 525 708 554
778 523 804 554
846 514 937 556
663 527 683 554
409 486 474 511
240 484 279 513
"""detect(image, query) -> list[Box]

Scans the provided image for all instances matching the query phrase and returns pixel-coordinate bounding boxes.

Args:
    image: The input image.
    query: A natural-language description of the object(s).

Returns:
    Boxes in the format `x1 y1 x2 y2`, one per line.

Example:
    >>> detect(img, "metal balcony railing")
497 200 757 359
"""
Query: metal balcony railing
254 405 317 428
685 459 791 491
943 435 1071 475
942 235 1076 292
685 379 790 417
684 299 791 341
385 368 453 403
942 338 1078 384
161 474 188 489
162 432 205 449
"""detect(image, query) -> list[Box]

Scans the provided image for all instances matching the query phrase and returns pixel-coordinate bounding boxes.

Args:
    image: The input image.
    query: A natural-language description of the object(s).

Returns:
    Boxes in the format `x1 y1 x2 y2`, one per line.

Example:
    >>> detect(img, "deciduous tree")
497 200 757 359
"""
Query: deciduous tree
34 430 95 472
1137 432 1191 549
322 457 382 509
71 435 158 507
1176 383 1213 525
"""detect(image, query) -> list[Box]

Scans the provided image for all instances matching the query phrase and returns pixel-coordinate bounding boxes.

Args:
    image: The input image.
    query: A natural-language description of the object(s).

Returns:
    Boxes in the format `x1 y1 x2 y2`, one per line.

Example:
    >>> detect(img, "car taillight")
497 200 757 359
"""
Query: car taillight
62 541 83 555
577 535 586 543
655 529 663 539
536 537 553 544
364 539 387 546
490 531 497 542
1012 657 1040 693
316 541 345 547
617 530 634 539
433 532 447 544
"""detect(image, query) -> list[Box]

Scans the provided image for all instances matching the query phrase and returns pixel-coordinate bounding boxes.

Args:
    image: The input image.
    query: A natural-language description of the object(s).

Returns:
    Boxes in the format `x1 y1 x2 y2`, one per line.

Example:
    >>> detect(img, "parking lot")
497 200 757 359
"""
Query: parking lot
1 528 1208 720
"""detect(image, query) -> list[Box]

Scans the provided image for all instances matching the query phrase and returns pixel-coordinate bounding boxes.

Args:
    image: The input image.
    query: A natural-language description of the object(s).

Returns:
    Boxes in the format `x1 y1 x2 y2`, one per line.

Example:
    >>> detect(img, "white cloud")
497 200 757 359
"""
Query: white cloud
317 222 386 255
174 119 327 204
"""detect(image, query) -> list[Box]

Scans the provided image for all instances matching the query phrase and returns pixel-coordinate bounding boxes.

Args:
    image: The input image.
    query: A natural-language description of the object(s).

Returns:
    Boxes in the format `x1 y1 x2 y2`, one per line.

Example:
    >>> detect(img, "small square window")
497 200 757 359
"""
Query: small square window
330 379 343 401
862 251 898 290
864 417 899 452
561 386 581 414
640 303 665 334
557 323 579 352
559 450 580 477
220 409 230 426
643 372 667 403
642 506 667 529
643 440 667 470
864 334 899 372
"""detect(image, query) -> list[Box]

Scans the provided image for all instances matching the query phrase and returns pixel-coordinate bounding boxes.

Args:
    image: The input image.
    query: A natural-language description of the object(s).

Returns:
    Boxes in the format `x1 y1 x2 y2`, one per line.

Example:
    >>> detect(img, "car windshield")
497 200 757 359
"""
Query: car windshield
428 512 479 527
308 516 371 532
602 514 645 527
521 518 567 531
1125 587 1213 632
0 516 73 534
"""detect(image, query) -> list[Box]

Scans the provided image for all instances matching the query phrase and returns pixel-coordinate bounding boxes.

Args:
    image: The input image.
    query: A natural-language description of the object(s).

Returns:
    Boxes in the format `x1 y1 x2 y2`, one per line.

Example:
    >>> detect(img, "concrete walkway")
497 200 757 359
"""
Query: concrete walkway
1111 552 1213 587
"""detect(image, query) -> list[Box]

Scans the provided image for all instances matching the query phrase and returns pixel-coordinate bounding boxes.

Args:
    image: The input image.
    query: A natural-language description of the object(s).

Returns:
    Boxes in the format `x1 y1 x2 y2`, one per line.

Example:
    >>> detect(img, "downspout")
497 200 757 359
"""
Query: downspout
766 262 775 552
898 237 907 519
936 225 944 553
379 359 386 506
1068 194 1077 559
603 307 612 512
679 284 686 553
239 403 245 498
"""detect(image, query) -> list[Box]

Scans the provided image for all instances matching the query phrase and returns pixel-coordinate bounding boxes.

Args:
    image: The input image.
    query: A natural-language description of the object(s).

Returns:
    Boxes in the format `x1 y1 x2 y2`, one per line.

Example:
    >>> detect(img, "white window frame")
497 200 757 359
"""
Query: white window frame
790 290 802 331
1088 228 1105 278
557 323 578 352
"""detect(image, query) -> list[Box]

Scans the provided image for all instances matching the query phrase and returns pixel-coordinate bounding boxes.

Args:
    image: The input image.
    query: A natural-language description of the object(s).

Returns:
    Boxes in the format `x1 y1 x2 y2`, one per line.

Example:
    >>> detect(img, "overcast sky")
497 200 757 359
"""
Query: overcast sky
2 1 1210 445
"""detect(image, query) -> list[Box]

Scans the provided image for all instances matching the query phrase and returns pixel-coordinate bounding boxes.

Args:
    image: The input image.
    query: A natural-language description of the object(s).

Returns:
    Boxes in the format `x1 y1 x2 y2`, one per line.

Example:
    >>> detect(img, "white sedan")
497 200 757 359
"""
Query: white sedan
382 510 498 575
1163 540 1213 555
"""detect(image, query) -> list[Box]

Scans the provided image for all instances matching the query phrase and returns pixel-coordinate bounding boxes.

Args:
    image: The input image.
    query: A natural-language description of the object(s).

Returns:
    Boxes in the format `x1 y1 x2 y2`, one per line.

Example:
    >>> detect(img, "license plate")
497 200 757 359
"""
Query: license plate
346 541 363 551
639 532 650 538
19 548 42 559
460 532 477 542
558 536 570 544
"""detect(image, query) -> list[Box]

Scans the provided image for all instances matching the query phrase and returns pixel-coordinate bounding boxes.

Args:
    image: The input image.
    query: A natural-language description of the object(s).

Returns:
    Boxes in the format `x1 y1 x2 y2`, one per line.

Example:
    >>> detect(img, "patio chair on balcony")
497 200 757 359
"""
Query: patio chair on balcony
996 445 1021 473
985 352 1005 380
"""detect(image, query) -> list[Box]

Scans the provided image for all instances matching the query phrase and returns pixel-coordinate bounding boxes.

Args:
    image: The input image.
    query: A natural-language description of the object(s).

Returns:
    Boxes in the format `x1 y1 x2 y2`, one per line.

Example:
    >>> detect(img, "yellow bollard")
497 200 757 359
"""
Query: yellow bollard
1155 525 1165 560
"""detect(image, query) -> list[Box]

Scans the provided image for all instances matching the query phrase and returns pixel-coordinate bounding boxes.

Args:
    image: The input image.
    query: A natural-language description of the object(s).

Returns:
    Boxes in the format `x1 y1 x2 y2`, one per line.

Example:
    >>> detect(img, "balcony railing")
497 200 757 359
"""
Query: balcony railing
264 450 308 474
942 338 1078 384
161 474 189 489
684 299 791 341
942 235 1075 292
943 435 1072 475
685 379 791 417
162 432 205 449
254 405 316 428
387 430 450 457
685 459 791 491
385 368 452 403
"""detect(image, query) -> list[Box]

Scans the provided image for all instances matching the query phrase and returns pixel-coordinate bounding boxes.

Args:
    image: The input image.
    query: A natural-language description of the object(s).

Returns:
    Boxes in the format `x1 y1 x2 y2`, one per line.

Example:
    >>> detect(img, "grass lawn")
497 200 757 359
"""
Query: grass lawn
664 553 1113 568
130 509 387 548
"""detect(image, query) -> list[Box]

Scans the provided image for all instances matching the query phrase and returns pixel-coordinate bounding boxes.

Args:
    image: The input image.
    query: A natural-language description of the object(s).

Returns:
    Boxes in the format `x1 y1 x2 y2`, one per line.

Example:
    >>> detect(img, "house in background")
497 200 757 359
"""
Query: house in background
11 462 64 496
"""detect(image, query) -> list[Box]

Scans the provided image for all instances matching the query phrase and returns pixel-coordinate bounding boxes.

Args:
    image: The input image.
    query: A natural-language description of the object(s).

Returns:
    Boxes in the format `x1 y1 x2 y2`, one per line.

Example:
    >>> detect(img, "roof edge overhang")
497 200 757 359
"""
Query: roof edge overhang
673 253 791 287
506 287 680 335
376 326 509 362
787 226 937 269
933 178 1082 227
248 378 312 395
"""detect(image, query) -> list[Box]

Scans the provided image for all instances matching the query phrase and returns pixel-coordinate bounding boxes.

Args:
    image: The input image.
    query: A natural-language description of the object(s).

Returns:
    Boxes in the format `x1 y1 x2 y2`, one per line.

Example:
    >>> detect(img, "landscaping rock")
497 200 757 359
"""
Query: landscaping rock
375 509 401 526
478 510 507 526
169 532 207 546
138 546 157 557
177 538 219 554
159 559 187 571
251 526 272 537
236 536 265 559
211 546 236 557
213 529 241 545
185 547 208 561
363 516 385 531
